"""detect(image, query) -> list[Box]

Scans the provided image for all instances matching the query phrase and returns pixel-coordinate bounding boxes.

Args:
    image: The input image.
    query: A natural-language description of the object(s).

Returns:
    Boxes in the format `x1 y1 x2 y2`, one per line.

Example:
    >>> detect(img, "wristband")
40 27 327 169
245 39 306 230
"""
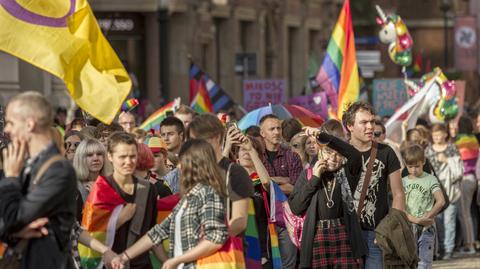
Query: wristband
123 251 131 261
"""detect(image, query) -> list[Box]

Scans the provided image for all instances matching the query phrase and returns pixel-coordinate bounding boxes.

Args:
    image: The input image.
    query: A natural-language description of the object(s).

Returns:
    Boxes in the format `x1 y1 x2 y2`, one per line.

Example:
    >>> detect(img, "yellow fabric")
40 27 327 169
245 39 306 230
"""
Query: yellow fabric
0 0 131 124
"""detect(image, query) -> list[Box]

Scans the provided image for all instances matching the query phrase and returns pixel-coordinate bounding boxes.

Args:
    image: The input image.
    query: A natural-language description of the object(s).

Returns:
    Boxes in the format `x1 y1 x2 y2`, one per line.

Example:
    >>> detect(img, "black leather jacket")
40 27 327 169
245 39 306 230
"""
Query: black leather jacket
0 143 77 269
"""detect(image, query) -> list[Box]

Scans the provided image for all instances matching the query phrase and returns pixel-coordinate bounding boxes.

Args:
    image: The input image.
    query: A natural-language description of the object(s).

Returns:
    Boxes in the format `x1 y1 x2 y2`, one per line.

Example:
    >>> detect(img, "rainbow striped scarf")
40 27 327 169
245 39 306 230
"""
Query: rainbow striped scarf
251 173 283 269
79 176 125 269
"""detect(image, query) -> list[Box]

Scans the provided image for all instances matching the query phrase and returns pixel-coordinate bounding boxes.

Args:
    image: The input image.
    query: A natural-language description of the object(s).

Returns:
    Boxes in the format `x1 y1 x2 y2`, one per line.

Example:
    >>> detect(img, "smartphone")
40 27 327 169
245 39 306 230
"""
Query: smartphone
225 121 238 130
318 145 325 161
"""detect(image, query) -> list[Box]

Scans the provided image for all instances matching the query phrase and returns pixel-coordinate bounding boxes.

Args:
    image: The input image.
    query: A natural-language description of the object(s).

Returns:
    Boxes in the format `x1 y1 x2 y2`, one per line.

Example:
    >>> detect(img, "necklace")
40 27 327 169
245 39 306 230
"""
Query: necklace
322 178 336 208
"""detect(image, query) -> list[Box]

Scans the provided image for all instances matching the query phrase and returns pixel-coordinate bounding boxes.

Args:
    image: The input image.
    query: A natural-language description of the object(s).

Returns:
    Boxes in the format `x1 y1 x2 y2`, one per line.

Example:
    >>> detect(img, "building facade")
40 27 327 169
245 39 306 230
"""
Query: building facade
0 0 341 117
0 0 479 118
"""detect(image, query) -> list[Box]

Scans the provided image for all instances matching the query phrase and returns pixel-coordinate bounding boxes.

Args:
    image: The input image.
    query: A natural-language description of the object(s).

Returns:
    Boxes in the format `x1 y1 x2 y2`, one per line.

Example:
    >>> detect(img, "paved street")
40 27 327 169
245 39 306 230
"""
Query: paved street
433 253 480 268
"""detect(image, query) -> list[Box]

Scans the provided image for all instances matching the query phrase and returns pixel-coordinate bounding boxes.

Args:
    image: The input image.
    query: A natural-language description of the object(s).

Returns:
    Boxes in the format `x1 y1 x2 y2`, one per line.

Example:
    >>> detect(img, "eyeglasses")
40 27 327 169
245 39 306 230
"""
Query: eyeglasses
374 131 383 138
65 142 80 149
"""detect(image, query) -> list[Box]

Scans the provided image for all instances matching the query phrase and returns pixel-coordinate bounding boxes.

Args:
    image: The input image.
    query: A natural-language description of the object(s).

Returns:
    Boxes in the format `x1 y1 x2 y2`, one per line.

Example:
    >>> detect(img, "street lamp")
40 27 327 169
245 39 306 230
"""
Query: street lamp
440 0 453 68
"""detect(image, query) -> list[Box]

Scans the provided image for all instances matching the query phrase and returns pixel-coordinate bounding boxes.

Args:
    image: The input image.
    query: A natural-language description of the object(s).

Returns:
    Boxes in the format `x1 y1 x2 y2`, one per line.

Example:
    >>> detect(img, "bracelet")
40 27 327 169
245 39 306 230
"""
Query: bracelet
123 251 131 261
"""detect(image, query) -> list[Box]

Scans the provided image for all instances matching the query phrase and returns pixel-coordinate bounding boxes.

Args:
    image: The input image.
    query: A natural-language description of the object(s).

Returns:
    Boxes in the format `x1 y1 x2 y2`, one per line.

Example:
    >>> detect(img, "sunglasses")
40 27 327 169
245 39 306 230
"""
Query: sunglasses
65 142 80 149
374 131 383 138
291 144 300 149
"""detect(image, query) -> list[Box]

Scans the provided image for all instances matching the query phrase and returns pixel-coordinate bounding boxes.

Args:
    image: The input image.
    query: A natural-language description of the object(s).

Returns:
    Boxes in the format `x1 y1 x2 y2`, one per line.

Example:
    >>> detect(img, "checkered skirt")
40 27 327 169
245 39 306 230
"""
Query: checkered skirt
311 222 361 269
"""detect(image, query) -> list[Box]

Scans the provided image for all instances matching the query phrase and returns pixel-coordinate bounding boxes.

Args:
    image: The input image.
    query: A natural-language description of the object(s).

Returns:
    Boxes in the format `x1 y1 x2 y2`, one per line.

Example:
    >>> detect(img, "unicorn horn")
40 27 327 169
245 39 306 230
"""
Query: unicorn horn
376 5 387 23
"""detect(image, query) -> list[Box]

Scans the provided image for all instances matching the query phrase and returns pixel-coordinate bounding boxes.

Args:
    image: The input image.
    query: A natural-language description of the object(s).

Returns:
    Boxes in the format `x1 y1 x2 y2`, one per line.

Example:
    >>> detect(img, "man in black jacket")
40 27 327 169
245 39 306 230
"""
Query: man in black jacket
0 91 77 269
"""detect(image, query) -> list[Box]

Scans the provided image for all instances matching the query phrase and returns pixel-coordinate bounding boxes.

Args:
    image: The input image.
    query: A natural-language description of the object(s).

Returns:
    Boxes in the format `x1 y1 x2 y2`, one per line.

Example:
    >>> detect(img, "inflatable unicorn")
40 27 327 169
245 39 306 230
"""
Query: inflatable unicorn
385 67 459 143
376 5 413 67
404 67 458 123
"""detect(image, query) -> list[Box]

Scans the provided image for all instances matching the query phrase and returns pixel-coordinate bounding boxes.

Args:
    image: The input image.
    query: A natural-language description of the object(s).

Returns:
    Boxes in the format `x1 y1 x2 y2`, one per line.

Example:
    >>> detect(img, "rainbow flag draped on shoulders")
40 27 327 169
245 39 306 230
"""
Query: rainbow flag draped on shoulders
79 176 125 269
316 0 359 120
139 98 181 131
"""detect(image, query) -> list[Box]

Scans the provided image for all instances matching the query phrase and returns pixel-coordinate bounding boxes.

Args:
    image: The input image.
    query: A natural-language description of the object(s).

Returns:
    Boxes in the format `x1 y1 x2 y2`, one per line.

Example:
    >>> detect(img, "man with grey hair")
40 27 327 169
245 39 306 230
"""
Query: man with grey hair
0 91 77 268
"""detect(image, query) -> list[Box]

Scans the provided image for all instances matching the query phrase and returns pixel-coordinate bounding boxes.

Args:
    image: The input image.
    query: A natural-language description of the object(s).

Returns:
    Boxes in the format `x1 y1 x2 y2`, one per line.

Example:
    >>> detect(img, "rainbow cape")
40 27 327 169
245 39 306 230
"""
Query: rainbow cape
139 98 181 131
315 0 359 119
79 176 125 269
251 173 283 269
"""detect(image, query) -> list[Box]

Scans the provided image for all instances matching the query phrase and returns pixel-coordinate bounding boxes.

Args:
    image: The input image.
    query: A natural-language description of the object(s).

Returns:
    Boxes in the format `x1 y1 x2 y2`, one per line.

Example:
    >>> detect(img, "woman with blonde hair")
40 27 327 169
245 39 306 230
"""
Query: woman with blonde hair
290 132 309 168
73 138 110 200
111 139 229 269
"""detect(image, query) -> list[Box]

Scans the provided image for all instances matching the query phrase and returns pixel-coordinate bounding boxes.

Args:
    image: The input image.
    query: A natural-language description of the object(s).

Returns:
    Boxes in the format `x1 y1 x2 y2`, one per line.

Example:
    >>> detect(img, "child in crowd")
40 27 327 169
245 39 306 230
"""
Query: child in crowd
401 143 446 269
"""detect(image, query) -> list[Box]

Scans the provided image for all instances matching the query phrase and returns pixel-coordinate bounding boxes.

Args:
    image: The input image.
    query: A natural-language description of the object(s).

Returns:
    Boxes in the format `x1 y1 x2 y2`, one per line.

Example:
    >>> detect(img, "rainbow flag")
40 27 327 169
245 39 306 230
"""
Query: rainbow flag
79 176 125 269
455 134 479 161
455 134 479 175
156 193 180 224
139 98 181 131
189 63 236 112
190 77 214 113
121 98 139 112
0 242 5 259
150 194 180 269
245 197 262 269
316 0 359 119
250 173 283 269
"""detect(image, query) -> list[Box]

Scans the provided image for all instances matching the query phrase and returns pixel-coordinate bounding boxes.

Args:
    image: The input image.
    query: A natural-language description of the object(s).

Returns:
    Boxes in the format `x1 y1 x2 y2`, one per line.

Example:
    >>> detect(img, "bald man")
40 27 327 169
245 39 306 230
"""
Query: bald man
118 111 136 133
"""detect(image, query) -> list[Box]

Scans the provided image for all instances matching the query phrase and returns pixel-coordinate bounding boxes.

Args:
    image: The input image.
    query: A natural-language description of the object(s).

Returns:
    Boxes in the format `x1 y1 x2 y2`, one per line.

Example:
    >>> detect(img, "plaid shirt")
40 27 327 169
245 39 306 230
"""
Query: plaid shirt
147 184 228 268
262 145 303 186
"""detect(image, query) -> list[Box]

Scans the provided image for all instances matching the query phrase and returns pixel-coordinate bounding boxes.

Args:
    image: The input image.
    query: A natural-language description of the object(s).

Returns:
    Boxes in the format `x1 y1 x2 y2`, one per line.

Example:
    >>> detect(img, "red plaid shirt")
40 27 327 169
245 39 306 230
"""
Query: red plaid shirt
262 145 303 185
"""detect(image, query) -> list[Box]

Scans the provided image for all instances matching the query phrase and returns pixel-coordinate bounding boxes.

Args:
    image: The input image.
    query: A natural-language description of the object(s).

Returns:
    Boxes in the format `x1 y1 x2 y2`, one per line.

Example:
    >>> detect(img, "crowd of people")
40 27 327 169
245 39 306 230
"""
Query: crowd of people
0 91 479 269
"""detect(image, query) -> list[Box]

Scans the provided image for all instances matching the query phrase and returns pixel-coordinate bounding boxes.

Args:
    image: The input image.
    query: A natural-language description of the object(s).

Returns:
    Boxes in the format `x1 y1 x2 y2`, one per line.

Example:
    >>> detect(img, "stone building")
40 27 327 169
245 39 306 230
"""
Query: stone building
1 0 479 118
0 0 342 117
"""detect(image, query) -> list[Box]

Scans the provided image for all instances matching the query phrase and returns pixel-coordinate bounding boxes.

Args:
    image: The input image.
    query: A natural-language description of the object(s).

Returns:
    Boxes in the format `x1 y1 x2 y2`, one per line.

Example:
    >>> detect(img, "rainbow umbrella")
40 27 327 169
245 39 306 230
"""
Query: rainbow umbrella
238 104 324 131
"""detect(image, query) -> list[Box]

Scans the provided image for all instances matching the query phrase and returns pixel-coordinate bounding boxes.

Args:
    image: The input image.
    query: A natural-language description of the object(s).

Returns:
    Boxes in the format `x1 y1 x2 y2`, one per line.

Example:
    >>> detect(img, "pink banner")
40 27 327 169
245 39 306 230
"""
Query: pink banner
454 16 477 71
243 79 286 111
288 92 328 119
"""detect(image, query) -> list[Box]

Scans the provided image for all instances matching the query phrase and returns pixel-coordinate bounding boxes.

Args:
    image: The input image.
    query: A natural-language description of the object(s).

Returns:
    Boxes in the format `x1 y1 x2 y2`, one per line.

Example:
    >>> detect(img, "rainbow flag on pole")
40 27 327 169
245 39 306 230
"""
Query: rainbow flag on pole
316 0 359 119
189 63 236 112
190 78 214 113
139 98 181 131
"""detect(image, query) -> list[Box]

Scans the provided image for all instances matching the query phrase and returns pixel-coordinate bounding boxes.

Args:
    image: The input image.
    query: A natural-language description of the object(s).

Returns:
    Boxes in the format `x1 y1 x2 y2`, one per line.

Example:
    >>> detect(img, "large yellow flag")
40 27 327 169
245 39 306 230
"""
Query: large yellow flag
0 0 131 124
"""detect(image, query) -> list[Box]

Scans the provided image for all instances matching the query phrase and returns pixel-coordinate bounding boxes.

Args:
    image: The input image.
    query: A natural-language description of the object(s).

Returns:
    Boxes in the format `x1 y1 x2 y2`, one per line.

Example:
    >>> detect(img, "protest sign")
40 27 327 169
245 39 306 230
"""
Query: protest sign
372 79 409 117
288 92 328 119
243 79 285 111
